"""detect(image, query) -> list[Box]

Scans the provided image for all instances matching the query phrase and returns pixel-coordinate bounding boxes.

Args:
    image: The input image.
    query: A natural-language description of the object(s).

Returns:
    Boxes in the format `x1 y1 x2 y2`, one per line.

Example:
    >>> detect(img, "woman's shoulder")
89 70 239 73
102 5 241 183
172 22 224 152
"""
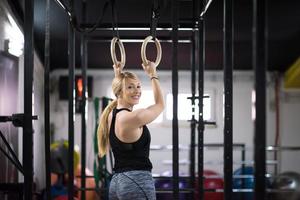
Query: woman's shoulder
116 109 145 128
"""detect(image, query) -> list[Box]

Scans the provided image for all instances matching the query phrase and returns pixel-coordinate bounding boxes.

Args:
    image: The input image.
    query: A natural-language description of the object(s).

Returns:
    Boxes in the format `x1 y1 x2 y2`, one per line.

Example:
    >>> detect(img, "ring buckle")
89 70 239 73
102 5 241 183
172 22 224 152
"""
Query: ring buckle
141 36 162 67
110 37 126 68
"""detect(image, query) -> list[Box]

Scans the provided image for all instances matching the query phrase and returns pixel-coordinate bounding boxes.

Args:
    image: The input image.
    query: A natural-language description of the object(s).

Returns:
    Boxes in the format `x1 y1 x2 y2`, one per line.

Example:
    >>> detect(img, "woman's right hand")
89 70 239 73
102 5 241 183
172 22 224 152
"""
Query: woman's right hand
113 62 124 77
142 61 157 78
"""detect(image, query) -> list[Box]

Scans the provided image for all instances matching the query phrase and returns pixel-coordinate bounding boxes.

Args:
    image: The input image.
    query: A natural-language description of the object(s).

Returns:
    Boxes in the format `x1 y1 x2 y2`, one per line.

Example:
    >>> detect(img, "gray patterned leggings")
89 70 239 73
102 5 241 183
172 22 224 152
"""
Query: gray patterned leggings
109 170 156 200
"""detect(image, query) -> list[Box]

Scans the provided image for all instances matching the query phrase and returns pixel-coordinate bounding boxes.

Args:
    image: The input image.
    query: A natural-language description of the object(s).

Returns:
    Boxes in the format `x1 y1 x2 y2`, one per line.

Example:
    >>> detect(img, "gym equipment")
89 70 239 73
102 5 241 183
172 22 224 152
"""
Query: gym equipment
49 141 97 200
110 37 126 67
272 171 300 200
195 170 224 200
284 57 300 88
51 184 67 199
50 141 80 174
93 97 112 199
200 0 213 17
141 36 162 67
233 166 254 200
155 171 188 200
54 195 68 200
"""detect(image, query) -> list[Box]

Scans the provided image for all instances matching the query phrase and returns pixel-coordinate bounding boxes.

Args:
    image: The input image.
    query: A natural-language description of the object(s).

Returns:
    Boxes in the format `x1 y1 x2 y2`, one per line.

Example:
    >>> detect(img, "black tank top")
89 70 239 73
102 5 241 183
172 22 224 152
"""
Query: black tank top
109 108 153 173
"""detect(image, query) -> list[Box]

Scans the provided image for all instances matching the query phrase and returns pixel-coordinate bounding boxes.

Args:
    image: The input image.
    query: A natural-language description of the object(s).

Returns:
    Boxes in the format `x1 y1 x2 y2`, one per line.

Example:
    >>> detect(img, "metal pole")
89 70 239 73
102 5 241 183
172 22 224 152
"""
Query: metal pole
44 0 51 198
253 0 267 199
23 0 34 199
189 0 199 197
87 37 192 43
223 0 233 199
68 14 76 200
80 1 87 199
241 144 246 199
83 24 198 31
189 29 196 200
171 0 179 199
197 0 205 198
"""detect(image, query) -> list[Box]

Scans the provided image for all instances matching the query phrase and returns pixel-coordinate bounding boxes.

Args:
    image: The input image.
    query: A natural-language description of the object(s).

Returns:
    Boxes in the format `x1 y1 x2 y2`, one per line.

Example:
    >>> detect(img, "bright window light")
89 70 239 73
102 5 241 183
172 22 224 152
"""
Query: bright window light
7 40 23 57
251 90 256 121
134 90 163 123
5 14 24 57
166 93 212 121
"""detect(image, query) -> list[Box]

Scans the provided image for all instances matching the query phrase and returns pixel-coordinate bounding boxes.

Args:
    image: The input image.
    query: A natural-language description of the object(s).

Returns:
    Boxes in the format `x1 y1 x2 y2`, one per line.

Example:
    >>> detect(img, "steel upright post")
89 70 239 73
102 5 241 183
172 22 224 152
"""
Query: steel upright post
171 0 179 199
67 15 76 200
253 0 267 199
23 0 34 199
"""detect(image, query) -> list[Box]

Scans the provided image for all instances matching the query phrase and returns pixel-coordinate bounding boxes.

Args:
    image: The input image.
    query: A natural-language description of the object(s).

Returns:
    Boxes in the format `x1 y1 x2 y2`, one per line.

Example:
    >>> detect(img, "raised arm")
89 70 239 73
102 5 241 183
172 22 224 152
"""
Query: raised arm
124 62 165 127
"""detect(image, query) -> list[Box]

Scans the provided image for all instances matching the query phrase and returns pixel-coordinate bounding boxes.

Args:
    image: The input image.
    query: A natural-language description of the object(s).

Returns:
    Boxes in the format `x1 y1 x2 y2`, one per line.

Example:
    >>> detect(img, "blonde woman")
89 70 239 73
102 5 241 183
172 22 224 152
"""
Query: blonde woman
97 61 164 200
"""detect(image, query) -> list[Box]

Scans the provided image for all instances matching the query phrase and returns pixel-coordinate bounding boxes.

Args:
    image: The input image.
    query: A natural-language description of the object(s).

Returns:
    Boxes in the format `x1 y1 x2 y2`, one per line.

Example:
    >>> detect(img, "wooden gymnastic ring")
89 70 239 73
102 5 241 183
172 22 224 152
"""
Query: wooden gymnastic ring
110 37 126 67
141 36 162 67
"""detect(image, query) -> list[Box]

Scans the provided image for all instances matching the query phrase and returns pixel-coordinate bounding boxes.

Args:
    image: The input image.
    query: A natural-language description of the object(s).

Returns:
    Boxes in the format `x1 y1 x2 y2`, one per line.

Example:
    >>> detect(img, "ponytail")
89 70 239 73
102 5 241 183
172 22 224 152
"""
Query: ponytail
97 99 117 157
97 71 138 157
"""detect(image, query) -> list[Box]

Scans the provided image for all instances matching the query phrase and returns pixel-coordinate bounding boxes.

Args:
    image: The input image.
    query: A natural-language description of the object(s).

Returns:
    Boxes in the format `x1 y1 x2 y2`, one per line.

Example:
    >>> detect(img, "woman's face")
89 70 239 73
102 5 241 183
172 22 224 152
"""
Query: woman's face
120 78 141 106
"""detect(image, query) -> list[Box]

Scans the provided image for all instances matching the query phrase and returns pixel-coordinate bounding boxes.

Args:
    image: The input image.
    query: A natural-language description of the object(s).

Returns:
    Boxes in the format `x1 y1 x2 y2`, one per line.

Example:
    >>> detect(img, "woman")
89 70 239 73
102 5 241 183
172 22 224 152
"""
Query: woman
97 61 164 200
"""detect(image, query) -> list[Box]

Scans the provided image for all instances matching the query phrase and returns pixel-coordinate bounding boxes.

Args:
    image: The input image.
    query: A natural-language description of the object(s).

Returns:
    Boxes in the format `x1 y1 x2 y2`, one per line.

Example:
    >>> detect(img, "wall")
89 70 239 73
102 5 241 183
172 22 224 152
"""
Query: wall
279 90 300 172
0 0 46 191
0 3 6 50
32 53 45 190
50 69 300 177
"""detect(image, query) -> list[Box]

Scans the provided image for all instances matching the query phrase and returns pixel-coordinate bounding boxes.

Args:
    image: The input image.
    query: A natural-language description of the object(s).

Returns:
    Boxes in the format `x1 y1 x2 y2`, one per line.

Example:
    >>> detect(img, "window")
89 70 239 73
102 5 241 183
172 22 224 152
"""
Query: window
5 14 24 57
166 93 212 121
251 90 256 121
134 90 163 123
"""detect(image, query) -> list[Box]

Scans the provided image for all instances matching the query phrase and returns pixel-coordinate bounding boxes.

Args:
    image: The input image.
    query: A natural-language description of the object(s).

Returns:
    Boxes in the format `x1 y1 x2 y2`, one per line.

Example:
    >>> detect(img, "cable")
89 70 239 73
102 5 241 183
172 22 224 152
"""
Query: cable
0 129 23 173
0 146 24 174
121 173 149 200
200 0 213 18
150 0 160 39
54 0 110 34
110 0 120 38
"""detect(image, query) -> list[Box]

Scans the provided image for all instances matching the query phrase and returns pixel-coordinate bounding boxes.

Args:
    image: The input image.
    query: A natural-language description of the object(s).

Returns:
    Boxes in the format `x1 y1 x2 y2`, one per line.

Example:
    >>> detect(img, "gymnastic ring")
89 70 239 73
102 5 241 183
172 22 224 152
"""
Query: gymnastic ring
141 36 162 67
110 37 126 67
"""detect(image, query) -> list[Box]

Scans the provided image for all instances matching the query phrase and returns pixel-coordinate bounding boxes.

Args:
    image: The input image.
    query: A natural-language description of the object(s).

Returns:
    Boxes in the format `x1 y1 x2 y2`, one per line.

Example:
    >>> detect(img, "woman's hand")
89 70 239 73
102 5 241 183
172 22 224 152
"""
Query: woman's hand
142 61 157 78
113 62 124 77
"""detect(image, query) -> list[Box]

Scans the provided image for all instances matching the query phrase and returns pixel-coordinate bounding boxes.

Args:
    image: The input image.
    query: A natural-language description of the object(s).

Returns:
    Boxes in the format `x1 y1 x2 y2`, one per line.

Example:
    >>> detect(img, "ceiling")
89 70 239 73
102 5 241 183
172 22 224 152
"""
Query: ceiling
10 0 300 71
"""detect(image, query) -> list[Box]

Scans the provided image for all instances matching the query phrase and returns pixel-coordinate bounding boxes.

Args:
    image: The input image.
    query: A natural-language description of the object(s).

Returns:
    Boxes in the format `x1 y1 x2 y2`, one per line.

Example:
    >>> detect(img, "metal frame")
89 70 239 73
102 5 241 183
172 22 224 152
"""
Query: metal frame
188 0 198 196
171 0 179 199
80 1 88 200
23 0 34 199
42 1 269 200
189 35 196 198
223 0 234 199
44 0 51 199
197 0 205 199
0 0 275 199
67 11 76 200
82 23 204 31
253 0 267 199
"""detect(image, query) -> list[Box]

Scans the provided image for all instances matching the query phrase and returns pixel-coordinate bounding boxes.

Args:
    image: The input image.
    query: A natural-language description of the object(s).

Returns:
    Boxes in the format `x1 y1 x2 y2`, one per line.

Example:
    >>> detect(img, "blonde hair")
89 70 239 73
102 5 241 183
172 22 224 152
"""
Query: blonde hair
97 71 139 157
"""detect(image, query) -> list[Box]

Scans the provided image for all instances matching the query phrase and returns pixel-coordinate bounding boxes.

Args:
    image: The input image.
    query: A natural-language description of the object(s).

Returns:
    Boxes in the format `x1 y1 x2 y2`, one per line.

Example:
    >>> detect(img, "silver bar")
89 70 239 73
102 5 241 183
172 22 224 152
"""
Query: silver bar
53 0 72 17
93 27 197 31
200 0 213 17
150 145 300 151
266 146 300 151
89 39 192 43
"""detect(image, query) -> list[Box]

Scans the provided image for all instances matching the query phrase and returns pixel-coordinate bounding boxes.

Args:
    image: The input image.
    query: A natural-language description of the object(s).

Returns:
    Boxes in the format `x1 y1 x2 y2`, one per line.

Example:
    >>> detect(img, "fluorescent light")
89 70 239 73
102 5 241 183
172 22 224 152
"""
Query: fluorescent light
5 14 24 57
